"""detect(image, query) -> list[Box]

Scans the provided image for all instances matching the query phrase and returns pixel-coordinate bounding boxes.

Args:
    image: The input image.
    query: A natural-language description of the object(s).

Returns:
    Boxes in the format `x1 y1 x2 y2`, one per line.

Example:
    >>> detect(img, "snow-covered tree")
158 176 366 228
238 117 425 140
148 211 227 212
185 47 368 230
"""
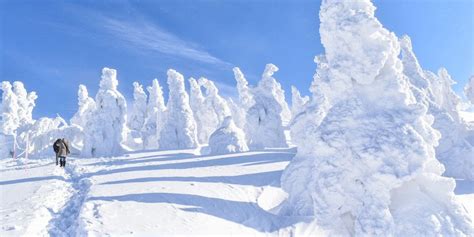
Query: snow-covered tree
142 79 166 150
159 69 199 149
82 67 128 157
207 116 248 155
189 77 215 144
231 67 254 129
226 98 246 131
245 65 289 149
128 82 147 131
290 86 309 118
70 84 96 129
465 76 474 104
199 77 231 124
13 81 37 125
1 81 19 135
0 82 19 158
400 35 474 180
289 56 330 149
261 64 292 125
233 67 254 110
281 1 472 236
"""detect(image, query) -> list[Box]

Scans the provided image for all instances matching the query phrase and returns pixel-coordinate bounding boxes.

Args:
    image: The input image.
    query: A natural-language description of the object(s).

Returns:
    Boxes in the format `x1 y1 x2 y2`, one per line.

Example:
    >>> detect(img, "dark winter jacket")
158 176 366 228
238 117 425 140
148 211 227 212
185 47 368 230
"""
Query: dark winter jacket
53 139 70 157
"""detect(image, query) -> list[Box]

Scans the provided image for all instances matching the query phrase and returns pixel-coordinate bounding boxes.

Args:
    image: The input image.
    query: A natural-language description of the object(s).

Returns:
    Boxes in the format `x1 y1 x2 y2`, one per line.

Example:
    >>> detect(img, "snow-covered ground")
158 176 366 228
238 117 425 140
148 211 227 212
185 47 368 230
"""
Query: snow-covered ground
1 149 332 236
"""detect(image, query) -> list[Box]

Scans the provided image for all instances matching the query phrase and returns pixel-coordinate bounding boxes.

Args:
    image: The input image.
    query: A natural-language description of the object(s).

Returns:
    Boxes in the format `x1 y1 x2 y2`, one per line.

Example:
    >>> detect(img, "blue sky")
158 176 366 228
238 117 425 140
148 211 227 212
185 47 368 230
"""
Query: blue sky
1 0 473 120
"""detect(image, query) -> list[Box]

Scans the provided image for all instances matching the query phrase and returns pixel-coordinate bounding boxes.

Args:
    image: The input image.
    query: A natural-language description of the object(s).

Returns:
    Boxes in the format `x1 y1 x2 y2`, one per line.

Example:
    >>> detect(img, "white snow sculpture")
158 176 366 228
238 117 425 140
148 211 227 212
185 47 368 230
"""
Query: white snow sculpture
82 67 128 157
129 82 147 131
199 77 231 124
70 84 96 129
233 67 254 110
0 82 19 158
290 86 309 118
159 69 199 149
227 98 246 131
142 79 166 150
207 116 248 155
13 81 37 125
281 1 473 236
245 65 289 149
261 64 292 125
189 77 215 144
401 35 474 180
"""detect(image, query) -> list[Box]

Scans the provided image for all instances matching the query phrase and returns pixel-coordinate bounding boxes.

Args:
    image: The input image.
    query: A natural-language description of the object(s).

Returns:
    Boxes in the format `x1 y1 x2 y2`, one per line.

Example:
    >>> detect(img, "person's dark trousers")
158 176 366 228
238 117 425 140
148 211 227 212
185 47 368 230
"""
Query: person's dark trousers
56 155 59 166
59 156 66 167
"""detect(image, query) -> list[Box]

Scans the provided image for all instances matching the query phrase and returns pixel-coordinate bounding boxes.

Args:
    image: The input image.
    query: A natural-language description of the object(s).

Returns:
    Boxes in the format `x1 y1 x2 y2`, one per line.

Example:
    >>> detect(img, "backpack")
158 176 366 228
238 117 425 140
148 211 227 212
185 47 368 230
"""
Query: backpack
53 139 62 153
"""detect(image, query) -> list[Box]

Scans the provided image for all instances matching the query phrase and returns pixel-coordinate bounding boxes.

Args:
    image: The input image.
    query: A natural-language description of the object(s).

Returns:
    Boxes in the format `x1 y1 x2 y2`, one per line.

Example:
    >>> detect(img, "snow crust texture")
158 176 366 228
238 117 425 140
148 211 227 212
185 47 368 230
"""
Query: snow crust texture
281 0 473 236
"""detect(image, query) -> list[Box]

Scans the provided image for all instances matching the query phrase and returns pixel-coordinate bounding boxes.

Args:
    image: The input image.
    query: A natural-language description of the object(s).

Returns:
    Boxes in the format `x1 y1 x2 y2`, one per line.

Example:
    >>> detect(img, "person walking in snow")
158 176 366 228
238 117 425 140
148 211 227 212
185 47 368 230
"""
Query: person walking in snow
53 138 70 167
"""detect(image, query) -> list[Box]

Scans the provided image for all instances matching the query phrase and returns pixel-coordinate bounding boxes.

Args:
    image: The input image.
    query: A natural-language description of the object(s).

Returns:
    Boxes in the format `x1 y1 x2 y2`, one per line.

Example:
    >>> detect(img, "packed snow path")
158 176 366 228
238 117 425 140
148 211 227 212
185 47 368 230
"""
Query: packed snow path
1 149 473 236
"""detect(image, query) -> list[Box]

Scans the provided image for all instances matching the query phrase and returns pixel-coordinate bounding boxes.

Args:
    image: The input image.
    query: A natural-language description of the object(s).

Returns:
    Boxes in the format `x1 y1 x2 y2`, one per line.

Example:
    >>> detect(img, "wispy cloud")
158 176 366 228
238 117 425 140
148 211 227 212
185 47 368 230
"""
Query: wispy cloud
97 15 231 67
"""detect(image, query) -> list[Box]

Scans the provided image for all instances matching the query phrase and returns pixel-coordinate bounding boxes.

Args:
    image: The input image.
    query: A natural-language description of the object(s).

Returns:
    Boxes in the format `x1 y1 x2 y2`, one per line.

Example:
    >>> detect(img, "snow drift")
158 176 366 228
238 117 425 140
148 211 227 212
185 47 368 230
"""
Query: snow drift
206 116 249 155
281 0 473 236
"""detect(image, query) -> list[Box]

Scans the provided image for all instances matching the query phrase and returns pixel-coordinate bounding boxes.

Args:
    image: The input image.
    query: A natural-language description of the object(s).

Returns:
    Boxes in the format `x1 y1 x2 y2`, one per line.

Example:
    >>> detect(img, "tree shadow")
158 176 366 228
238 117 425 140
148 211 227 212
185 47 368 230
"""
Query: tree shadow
86 152 199 167
88 192 299 233
89 151 295 178
100 170 282 187
0 175 66 185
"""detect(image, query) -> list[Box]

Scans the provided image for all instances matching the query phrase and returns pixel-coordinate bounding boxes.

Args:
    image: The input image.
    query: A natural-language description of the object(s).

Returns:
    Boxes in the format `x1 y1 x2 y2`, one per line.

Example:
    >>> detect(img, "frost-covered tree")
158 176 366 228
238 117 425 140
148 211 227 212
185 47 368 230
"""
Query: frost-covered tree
199 77 231 124
245 65 289 149
26 116 83 158
1 81 19 135
233 67 254 110
129 82 147 131
189 77 215 144
0 82 19 158
159 69 199 149
142 79 166 150
13 81 37 125
400 35 474 180
207 116 248 155
465 76 474 104
70 84 96 129
281 1 472 236
227 98 246 131
289 56 330 149
290 86 309 118
82 67 128 157
261 64 292 125
230 67 253 129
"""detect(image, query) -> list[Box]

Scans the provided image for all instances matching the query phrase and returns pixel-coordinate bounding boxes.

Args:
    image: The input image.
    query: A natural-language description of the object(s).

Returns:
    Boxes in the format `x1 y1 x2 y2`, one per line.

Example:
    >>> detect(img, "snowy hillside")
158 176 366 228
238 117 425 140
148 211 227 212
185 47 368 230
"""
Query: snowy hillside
1 150 473 236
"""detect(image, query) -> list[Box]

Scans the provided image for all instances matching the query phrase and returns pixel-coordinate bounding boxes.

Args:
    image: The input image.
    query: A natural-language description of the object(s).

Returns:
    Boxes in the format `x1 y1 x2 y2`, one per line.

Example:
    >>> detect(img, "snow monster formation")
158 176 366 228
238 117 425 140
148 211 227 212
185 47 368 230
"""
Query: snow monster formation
128 82 147 132
400 35 474 180
82 68 128 157
142 79 166 150
70 84 96 129
159 69 199 149
207 116 249 155
245 64 289 149
281 0 473 236
189 77 216 144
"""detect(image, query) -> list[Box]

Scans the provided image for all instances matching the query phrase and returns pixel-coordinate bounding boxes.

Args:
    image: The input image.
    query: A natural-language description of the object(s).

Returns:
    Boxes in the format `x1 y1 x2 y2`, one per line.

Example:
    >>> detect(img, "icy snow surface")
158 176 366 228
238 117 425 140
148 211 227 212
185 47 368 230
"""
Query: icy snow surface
1 150 473 236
